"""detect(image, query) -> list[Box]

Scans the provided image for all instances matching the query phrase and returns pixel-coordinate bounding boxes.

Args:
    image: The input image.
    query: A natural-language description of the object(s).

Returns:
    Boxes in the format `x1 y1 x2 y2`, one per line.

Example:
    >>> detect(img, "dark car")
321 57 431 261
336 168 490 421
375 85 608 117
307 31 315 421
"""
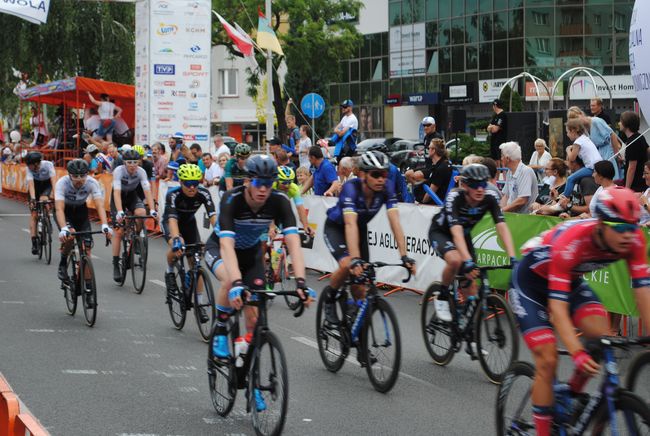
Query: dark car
353 137 402 155
387 139 425 172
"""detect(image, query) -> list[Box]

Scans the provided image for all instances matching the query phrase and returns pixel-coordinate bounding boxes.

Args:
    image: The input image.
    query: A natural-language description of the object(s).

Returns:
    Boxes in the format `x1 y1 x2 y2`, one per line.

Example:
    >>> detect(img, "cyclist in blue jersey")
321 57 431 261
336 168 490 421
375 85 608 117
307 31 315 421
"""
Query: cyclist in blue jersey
322 150 416 324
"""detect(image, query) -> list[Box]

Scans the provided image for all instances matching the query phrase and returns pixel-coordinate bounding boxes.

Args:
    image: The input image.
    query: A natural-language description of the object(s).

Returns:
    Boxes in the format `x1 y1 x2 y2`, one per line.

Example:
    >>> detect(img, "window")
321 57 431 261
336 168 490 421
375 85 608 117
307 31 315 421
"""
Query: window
219 69 237 97
536 38 550 54
613 12 626 33
532 11 548 26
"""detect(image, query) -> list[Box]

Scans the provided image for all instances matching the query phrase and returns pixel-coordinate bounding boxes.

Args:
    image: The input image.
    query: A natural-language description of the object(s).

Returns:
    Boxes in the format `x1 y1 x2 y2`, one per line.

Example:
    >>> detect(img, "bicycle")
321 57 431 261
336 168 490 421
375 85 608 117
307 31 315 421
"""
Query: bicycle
115 215 153 294
626 337 650 406
421 265 518 384
315 261 411 393
497 336 650 435
34 200 53 264
166 243 216 342
264 235 299 310
59 230 108 327
207 287 307 436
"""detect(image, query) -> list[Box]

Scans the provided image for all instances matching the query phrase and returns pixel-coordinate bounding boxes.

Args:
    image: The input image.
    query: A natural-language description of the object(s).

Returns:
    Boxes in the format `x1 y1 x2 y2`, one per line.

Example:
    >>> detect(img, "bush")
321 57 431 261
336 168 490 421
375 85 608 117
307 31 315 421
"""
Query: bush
447 133 490 164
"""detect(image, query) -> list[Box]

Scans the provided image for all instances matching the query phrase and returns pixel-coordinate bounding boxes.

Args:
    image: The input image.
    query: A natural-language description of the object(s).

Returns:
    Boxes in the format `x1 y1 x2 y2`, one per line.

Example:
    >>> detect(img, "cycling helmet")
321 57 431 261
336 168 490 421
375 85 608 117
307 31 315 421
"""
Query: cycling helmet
132 144 146 157
122 149 141 161
177 163 203 181
592 186 640 224
460 164 490 182
25 151 42 165
366 143 389 154
167 161 179 170
358 150 390 171
245 154 278 179
67 159 89 176
277 166 295 182
234 143 251 157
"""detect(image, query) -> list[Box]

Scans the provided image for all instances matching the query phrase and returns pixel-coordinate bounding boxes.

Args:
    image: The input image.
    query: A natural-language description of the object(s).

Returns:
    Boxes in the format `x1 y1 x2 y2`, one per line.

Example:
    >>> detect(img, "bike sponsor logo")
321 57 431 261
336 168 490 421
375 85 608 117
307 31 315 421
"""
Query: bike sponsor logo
154 64 175 75
156 23 178 36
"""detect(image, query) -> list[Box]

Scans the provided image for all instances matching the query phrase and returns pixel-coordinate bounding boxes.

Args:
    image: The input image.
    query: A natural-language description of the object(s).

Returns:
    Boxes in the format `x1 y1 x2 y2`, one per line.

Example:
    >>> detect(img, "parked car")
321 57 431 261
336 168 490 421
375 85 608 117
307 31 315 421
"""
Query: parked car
353 137 402 155
387 139 425 172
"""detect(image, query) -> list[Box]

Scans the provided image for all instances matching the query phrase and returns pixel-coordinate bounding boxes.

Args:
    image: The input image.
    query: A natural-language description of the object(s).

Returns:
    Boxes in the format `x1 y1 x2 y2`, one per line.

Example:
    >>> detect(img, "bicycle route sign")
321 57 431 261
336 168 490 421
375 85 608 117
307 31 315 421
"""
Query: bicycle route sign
300 93 325 119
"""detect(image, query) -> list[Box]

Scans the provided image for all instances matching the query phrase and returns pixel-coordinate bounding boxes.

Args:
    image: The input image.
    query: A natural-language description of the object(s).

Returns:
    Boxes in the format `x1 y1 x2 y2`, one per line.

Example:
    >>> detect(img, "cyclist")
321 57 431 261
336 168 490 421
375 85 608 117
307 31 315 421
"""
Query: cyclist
428 163 516 323
25 152 56 255
55 159 112 304
269 165 315 238
509 186 650 436
321 150 416 324
205 155 313 363
110 148 157 282
219 143 250 192
162 163 216 323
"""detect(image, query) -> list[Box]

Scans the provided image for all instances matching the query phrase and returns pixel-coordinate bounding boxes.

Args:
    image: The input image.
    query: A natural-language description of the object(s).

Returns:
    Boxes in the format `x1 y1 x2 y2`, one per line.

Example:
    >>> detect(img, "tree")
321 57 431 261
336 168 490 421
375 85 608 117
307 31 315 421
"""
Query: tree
498 85 524 112
0 1 135 118
212 0 361 140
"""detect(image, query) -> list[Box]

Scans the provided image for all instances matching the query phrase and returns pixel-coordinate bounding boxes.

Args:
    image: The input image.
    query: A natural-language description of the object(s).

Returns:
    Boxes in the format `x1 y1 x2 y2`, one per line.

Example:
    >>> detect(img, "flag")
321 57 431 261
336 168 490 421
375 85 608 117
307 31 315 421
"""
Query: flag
234 22 260 71
257 8 284 56
214 12 254 57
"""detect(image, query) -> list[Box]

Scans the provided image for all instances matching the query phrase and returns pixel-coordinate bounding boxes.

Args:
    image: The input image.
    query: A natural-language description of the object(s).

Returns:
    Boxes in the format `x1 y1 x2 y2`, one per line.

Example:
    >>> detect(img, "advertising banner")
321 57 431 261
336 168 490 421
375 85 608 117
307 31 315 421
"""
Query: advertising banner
568 75 636 100
630 1 650 115
389 23 426 78
134 0 150 145
478 78 510 103
525 80 564 101
0 0 50 25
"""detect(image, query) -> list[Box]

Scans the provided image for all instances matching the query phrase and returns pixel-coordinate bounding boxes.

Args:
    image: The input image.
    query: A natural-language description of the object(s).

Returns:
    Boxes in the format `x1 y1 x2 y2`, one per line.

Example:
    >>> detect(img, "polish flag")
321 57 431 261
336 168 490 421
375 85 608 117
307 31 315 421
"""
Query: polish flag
214 12 253 57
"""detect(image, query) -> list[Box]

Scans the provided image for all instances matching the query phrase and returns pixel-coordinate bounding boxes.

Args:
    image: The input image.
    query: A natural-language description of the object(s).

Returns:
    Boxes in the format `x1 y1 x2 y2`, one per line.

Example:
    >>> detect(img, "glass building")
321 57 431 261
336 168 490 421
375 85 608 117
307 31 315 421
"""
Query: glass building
328 0 635 139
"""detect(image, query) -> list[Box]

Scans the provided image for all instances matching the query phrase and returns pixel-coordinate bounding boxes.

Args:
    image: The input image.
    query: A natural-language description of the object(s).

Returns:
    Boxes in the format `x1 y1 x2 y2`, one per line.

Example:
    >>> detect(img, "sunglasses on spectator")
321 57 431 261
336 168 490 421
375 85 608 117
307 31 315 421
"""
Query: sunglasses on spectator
603 221 638 233
465 180 487 189
368 170 388 179
125 160 140 165
182 180 200 188
422 124 433 127
251 178 274 188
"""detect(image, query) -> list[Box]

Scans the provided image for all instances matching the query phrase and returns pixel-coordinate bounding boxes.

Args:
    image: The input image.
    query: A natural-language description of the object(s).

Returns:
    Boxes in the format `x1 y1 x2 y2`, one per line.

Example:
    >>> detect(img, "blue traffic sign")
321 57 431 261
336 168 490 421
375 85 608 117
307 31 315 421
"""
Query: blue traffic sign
300 93 325 119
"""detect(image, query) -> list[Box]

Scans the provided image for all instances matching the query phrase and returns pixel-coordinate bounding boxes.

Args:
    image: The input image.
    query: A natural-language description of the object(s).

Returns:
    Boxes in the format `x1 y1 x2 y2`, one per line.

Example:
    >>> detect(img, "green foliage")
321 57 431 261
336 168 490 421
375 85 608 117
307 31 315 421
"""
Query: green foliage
0 1 135 116
448 133 490 165
498 85 523 112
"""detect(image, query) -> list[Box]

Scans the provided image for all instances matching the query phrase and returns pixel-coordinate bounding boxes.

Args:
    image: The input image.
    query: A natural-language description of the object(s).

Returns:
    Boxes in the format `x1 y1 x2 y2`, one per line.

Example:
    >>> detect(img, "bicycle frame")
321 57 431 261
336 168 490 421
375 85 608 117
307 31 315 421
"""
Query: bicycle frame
175 243 205 304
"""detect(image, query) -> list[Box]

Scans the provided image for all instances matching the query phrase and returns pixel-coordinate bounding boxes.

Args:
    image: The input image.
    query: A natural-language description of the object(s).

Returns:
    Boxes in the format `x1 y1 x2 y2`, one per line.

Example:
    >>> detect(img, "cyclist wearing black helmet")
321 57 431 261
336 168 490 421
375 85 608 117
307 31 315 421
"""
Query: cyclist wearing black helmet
25 152 56 255
54 159 112 283
220 143 251 192
205 154 313 363
321 150 416 325
427 163 516 323
365 143 412 202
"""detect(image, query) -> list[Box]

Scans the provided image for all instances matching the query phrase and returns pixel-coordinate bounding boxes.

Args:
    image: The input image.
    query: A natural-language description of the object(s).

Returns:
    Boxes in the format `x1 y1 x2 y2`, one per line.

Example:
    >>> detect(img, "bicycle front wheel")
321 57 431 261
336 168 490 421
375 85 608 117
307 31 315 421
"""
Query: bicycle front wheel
475 292 519 384
627 350 650 407
130 235 147 294
63 252 78 315
421 283 457 366
193 268 215 342
590 390 650 434
167 263 187 330
250 331 289 436
37 217 44 260
495 361 535 436
80 256 98 327
279 256 300 310
43 217 52 265
361 298 401 393
208 326 237 416
315 289 348 373
117 240 129 287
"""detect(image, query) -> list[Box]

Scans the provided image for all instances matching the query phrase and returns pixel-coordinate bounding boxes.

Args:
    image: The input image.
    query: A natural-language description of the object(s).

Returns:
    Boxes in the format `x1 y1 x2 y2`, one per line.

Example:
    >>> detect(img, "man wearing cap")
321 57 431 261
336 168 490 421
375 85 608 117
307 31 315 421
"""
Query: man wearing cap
405 116 443 193
421 116 443 146
169 132 183 162
332 99 358 161
487 99 507 167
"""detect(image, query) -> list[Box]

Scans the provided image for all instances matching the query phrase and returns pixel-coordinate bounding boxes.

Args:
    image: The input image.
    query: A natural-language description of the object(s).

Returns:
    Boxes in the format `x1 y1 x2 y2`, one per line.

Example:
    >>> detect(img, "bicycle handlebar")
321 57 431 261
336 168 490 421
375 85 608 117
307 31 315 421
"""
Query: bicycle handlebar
557 336 650 356
360 261 414 283
246 288 309 318
477 264 514 272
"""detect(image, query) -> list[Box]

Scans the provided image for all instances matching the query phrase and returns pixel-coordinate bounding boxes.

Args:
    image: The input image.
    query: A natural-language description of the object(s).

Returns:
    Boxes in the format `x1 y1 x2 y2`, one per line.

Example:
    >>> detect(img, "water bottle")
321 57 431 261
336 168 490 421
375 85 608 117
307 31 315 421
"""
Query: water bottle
234 333 252 367
351 298 368 342
553 383 572 423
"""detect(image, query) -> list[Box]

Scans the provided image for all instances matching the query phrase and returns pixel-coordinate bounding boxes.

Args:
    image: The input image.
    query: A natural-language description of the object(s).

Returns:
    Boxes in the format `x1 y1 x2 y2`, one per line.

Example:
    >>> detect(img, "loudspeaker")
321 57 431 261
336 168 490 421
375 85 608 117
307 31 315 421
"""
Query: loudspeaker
451 109 466 133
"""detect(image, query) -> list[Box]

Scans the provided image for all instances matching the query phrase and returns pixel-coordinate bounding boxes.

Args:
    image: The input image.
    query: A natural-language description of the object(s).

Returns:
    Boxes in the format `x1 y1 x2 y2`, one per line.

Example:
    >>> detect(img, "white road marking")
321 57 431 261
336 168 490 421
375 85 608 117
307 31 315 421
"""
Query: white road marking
149 279 166 287
143 353 161 358
91 254 100 260
26 329 55 333
303 418 312 422
151 370 190 378
61 369 99 375
2 301 25 304
0 214 30 217
179 386 199 393
21 228 30 233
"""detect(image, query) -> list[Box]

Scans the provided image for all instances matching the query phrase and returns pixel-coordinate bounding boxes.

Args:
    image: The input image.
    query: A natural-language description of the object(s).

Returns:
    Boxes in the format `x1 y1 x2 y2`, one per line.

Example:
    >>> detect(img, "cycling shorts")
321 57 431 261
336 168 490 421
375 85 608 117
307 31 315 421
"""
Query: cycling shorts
33 180 52 200
323 218 369 262
429 227 475 258
110 189 145 224
161 216 200 245
62 204 93 247
204 233 266 290
509 253 606 350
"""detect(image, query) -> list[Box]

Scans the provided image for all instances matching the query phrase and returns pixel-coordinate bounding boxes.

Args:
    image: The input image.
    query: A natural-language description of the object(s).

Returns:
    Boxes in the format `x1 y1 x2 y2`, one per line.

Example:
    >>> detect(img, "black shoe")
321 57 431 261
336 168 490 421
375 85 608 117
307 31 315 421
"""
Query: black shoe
113 262 122 283
323 286 340 325
165 272 178 293
198 306 209 323
31 238 39 255
58 264 68 281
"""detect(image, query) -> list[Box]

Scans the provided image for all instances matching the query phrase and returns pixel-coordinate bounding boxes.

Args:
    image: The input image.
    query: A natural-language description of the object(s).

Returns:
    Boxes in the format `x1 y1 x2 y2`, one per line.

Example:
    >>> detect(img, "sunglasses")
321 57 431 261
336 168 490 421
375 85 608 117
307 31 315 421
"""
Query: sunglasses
182 180 200 188
236 155 249 160
279 180 292 186
125 160 140 165
70 174 87 181
465 180 487 189
368 170 388 179
422 124 433 127
251 178 274 188
603 221 638 233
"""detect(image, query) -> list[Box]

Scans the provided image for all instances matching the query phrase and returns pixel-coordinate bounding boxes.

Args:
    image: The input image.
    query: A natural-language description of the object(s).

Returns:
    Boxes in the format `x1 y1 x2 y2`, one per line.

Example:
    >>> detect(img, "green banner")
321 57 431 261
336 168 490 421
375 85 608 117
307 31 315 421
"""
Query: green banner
471 214 646 316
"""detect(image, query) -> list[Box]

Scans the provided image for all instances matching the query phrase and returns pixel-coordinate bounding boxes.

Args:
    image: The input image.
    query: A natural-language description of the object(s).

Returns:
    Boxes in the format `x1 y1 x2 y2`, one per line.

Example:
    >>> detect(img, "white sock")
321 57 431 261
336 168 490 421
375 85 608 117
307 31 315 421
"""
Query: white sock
197 293 205 304
166 265 174 273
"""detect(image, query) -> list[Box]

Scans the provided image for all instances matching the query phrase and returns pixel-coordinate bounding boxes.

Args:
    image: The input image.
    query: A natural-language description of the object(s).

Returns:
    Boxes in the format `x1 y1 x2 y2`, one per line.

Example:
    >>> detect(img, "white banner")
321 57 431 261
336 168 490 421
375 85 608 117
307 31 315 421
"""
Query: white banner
568 75 636 100
0 0 50 25
389 50 426 77
630 2 650 116
389 22 425 53
135 0 150 145
478 78 510 103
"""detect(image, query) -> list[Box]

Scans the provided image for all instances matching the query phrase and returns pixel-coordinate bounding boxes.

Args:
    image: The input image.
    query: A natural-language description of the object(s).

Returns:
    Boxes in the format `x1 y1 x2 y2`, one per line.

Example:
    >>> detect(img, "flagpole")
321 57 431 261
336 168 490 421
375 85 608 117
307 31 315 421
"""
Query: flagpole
265 0 274 149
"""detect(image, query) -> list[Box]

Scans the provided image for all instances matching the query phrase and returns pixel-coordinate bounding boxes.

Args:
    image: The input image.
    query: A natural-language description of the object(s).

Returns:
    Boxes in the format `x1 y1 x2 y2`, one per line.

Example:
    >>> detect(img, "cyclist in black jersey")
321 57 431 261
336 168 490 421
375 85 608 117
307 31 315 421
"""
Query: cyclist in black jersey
162 164 216 322
205 155 313 360
25 152 56 255
428 164 516 322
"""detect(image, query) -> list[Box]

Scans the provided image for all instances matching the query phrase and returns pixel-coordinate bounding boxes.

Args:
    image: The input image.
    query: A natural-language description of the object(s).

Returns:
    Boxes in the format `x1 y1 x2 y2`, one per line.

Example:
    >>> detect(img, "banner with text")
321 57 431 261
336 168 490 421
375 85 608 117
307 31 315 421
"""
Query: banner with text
0 0 50 25
568 75 636 100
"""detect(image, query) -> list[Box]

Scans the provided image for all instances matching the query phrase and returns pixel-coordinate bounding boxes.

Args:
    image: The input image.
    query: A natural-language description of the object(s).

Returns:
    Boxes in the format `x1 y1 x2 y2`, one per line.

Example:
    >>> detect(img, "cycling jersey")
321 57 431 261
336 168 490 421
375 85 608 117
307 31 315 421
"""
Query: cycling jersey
26 160 55 182
326 178 398 226
112 165 150 193
431 188 504 233
54 176 103 206
272 181 303 206
216 185 298 249
163 186 215 222
219 158 248 191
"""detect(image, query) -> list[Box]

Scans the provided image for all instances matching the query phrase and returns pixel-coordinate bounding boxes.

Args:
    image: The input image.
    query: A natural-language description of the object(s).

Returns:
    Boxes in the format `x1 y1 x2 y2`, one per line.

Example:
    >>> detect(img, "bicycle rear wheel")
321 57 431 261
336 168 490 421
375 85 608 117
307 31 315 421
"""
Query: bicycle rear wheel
81 256 98 327
43 217 52 265
279 256 299 310
250 331 289 436
315 289 348 373
421 283 457 366
63 252 78 315
208 326 237 416
495 361 535 436
627 350 650 407
167 262 187 330
590 390 650 434
130 235 147 294
361 298 401 393
475 293 519 384
193 268 215 342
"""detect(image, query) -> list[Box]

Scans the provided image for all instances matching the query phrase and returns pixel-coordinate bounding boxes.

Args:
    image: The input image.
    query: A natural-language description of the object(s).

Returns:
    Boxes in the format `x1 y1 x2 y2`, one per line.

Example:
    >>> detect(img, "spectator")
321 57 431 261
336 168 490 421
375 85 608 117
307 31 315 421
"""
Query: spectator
407 138 452 204
298 125 312 168
462 154 483 166
638 161 650 225
421 116 443 146
84 144 105 174
216 151 230 173
500 141 538 213
202 153 222 187
590 97 611 125
532 158 568 210
168 132 183 162
213 134 231 156
481 157 502 201
272 149 296 174
325 156 356 196
296 166 312 195
301 145 338 195
528 138 552 182
487 99 507 167
285 99 301 153
83 107 101 137
332 99 358 161
87 92 122 143
112 109 131 146
559 117 602 207
267 137 282 155
619 111 648 192
188 143 205 171
29 106 48 148
152 142 168 182
588 160 617 218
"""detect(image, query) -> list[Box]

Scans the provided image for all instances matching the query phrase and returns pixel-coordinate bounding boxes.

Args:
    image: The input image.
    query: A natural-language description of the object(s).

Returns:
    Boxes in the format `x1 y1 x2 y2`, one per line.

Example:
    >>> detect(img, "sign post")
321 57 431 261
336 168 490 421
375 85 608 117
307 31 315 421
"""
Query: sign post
300 93 325 148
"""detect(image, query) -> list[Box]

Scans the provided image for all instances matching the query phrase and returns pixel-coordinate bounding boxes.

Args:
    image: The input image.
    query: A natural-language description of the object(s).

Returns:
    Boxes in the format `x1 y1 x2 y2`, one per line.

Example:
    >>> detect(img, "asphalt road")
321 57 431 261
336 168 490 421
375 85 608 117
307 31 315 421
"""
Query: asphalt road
0 195 544 436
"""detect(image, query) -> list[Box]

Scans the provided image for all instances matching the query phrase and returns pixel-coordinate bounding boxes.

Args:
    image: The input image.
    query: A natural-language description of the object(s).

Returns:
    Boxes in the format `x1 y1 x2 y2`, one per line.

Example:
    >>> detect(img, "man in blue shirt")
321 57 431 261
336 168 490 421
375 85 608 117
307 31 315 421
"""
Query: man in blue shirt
301 145 338 195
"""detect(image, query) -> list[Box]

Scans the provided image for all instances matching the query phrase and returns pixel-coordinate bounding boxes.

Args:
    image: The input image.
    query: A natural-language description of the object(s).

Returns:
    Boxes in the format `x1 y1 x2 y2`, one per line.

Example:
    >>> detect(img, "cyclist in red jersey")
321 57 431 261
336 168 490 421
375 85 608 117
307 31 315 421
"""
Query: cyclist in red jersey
509 186 650 436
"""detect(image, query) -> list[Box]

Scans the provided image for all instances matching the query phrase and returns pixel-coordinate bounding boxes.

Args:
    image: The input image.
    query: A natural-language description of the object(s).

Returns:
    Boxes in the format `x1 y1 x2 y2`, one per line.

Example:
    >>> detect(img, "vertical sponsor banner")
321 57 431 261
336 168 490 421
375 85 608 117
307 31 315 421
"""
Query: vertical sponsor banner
144 0 211 149
135 0 150 145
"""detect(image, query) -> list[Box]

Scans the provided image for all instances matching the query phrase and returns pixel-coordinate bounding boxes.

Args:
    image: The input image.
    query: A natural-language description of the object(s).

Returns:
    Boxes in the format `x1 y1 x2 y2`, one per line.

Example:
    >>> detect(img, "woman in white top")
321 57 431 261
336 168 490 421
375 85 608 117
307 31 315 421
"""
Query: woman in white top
87 92 122 143
298 124 312 168
528 138 552 182
560 117 602 202
639 161 650 225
